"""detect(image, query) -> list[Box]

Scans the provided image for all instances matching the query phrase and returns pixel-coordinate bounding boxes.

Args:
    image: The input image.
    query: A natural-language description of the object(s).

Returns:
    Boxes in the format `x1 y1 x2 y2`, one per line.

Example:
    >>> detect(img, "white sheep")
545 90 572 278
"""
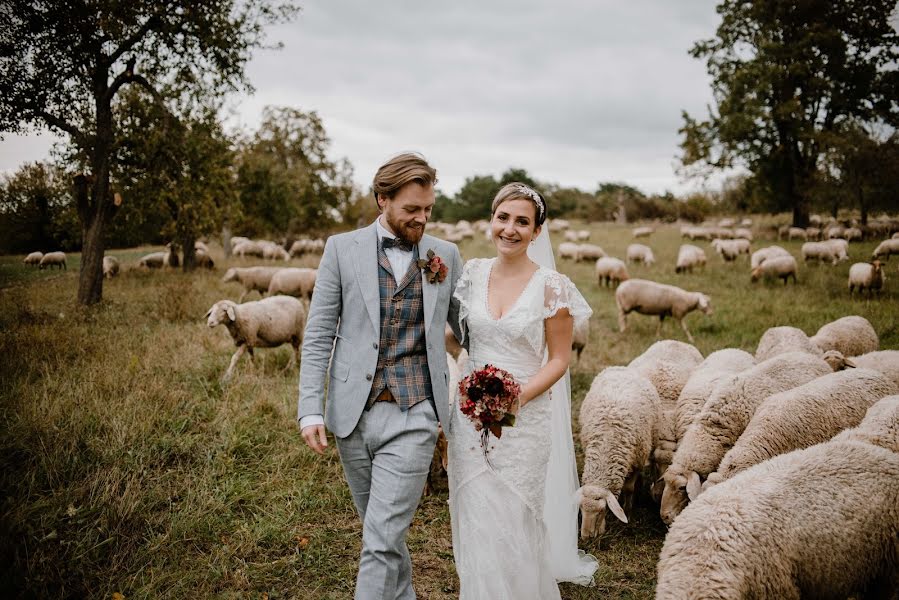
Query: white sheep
578 367 660 538
707 368 897 486
824 237 850 261
38 251 67 270
615 279 712 344
809 315 878 357
833 395 899 452
222 266 283 302
194 249 215 269
675 244 707 273
659 351 831 524
594 257 629 287
733 227 753 241
229 236 251 251
138 244 178 269
632 226 654 238
800 241 839 265
847 260 884 297
749 245 791 269
102 255 120 278
563 230 579 242
755 325 822 362
261 241 290 261
845 226 863 241
558 242 579 260
626 243 655 266
233 240 265 258
872 238 899 261
711 239 750 262
826 224 847 239
750 254 797 284
805 226 822 241
576 243 606 262
267 267 317 300
576 229 590 241
571 317 589 362
787 226 807 241
23 251 43 266
205 295 307 383
656 440 899 600
823 349 899 389
194 240 210 254
674 349 756 443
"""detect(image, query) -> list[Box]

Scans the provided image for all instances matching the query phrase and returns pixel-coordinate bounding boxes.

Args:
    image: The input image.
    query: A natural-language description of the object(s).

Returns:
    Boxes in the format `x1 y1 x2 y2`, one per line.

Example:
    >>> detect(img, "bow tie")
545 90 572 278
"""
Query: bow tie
382 237 414 252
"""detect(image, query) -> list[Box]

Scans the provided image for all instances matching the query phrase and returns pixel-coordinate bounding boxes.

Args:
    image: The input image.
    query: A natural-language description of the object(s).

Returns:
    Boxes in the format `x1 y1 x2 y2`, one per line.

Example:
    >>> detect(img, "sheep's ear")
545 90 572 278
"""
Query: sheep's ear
226 306 236 321
686 471 703 502
843 357 857 368
204 308 212 319
605 492 628 523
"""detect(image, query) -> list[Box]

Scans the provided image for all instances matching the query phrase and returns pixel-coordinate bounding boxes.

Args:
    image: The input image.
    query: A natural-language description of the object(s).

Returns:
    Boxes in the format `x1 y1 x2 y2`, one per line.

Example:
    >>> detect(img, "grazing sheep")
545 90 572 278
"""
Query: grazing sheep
659 351 831 524
595 257 630 287
138 244 178 269
682 226 713 241
578 367 660 538
267 267 317 301
755 325 822 362
823 349 899 389
23 251 43 266
571 317 589 362
194 240 210 254
261 242 290 261
576 243 606 262
632 226 654 238
205 296 307 383
229 236 251 251
733 227 753 241
826 225 846 239
656 441 899 600
576 229 590 241
711 239 749 262
558 242 579 260
833 395 899 452
750 254 797 284
233 240 265 258
872 238 899 261
800 241 842 265
102 255 120 278
38 251 67 270
626 243 655 266
708 368 897 485
615 279 712 344
844 226 863 241
810 315 878 357
563 230 579 242
805 226 821 241
786 226 807 241
847 260 884 297
675 245 707 274
823 238 850 262
222 266 282 302
194 249 215 270
749 245 791 269
674 349 756 442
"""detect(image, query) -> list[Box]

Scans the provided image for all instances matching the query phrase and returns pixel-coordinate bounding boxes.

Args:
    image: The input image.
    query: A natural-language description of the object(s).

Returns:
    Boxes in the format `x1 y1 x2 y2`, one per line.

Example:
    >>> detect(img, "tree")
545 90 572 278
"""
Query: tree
679 0 899 226
0 1 298 304
0 162 76 254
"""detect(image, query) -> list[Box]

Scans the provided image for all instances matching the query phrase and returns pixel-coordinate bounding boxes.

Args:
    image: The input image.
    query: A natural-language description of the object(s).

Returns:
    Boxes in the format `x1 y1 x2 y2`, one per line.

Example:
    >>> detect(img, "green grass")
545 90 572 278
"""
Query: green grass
0 223 896 599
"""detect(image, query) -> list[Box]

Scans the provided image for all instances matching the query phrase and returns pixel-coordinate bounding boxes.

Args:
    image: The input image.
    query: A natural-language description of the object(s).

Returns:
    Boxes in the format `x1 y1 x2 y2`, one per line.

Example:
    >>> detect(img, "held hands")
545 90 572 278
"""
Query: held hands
301 424 329 455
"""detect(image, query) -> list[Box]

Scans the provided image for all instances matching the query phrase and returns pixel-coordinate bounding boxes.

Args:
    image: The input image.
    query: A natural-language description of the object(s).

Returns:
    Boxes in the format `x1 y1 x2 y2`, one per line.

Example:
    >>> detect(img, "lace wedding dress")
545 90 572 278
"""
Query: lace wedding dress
448 257 597 599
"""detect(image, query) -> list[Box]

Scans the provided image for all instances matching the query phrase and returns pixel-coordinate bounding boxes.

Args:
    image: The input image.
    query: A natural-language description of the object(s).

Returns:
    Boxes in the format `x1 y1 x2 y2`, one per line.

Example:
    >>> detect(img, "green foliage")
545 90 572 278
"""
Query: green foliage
0 162 80 254
679 0 899 226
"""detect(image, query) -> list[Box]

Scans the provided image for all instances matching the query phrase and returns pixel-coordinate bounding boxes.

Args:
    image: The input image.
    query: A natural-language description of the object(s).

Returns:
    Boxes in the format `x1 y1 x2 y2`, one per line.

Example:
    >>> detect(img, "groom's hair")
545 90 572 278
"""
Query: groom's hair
372 153 438 203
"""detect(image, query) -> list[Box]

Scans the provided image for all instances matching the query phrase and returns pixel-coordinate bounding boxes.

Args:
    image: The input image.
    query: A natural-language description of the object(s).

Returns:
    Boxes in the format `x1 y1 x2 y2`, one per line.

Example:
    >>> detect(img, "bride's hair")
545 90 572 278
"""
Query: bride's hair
491 182 547 227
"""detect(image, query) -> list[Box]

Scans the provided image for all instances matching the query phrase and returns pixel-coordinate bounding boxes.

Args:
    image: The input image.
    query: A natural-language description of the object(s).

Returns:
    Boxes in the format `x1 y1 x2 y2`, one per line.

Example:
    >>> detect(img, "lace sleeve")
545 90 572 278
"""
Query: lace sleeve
452 258 481 343
543 270 592 330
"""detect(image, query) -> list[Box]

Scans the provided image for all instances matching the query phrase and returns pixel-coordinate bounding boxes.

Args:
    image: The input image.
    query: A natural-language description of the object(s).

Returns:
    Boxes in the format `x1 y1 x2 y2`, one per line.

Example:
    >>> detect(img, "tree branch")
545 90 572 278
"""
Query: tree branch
106 14 162 66
106 70 163 105
35 109 87 147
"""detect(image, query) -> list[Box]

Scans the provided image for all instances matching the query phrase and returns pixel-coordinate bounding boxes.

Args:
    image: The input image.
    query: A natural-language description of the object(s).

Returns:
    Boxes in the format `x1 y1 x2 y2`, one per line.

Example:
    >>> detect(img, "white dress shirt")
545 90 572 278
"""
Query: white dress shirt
299 216 415 431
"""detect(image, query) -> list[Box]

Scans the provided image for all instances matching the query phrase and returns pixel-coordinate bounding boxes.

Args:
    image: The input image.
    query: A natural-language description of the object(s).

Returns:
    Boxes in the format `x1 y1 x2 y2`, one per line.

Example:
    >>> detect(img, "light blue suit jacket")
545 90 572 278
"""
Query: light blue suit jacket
297 222 464 439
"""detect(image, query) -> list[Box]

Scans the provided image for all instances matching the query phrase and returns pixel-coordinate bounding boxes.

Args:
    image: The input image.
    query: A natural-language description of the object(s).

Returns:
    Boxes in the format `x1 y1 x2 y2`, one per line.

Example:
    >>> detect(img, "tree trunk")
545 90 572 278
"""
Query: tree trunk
181 236 197 271
77 211 106 305
222 223 232 259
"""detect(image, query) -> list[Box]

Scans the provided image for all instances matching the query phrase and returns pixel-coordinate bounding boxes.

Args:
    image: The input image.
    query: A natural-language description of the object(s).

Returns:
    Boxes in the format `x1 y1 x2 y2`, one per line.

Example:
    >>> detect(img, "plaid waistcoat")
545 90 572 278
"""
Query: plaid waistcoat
366 245 433 410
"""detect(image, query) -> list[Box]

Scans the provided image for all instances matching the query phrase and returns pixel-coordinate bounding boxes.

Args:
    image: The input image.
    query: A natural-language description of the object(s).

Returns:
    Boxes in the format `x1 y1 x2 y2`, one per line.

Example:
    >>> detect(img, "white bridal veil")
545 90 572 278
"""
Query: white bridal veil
528 226 598 585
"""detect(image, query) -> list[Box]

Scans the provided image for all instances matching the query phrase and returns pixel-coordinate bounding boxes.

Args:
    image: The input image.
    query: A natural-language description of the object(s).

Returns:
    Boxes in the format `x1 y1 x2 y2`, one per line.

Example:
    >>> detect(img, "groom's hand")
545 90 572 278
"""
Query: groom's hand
302 424 329 455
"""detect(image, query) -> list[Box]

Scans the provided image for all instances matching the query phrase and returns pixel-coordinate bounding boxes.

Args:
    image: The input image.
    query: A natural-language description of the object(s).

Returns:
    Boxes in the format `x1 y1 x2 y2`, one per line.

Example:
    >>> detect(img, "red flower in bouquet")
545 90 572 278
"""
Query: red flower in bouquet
457 364 521 463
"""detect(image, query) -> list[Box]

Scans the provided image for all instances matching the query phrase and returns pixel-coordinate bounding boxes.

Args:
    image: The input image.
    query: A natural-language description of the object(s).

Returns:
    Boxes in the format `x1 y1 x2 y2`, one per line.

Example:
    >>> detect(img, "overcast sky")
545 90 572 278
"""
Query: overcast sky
1 0 727 197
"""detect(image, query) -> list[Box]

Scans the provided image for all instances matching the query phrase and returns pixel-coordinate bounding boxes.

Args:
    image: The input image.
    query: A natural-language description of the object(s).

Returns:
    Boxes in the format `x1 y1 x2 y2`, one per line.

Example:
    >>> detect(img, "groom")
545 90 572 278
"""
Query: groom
298 152 463 600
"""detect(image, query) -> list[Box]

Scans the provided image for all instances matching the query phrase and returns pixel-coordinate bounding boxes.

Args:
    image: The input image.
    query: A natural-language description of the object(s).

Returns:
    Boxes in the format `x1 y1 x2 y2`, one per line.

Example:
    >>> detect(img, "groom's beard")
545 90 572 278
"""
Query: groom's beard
385 213 426 246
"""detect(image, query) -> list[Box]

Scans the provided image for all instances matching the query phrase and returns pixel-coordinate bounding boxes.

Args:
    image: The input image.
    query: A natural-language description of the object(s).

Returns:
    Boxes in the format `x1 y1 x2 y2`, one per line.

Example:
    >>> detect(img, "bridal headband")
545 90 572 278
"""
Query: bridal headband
511 184 545 221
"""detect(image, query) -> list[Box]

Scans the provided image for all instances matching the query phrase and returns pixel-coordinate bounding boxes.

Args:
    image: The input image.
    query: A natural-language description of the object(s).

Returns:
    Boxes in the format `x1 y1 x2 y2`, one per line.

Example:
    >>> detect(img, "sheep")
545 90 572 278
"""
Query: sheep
632 226 654 238
823 349 899 389
707 368 897 487
194 240 209 254
659 351 831 524
823 237 849 261
682 226 712 241
755 325 822 362
229 236 251 251
733 227 753 241
578 367 660 538
205 295 307 383
261 241 290 261
718 218 735 228
800 241 841 265
615 279 712 344
233 240 265 258
563 230 579 242
38 251 67 270
826 224 846 239
194 249 215 269
847 260 884 297
576 229 590 241
576 243 606 262
833 395 899 452
750 254 797 285
102 255 120 278
805 226 821 241
595 257 629 287
656 440 899 600
571 317 589 362
675 244 706 273
810 315 878 357
558 242 579 260
845 226 863 241
267 267 317 301
626 243 655 266
711 239 749 262
749 245 790 269
138 244 178 269
23 251 43 266
222 266 283 302
674 349 756 443
872 238 899 261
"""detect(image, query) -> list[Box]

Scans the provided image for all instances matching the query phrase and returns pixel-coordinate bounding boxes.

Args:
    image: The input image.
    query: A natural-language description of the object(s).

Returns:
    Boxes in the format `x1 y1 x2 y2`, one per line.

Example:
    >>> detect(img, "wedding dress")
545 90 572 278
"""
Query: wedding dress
448 257 597 599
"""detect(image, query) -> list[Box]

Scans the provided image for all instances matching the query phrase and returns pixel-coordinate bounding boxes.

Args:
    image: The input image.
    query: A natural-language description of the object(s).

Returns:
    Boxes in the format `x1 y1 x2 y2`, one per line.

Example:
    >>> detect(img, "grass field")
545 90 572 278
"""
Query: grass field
1 222 896 599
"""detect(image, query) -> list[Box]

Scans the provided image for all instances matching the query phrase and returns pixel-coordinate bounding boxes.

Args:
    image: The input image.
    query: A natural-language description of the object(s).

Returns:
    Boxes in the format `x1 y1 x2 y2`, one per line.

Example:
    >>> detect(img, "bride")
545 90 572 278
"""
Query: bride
449 182 598 598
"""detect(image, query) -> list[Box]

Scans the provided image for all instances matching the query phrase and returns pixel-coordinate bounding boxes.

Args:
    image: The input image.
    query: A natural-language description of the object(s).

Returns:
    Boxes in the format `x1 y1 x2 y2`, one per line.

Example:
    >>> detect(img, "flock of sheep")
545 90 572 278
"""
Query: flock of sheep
571 316 898 599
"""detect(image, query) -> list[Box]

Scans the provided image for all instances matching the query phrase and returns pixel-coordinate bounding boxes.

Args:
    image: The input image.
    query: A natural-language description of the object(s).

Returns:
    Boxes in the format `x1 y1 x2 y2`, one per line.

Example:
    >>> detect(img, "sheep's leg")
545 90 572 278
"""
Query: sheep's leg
282 340 300 372
238 289 248 303
222 345 247 383
621 469 640 518
680 318 695 344
617 308 627 332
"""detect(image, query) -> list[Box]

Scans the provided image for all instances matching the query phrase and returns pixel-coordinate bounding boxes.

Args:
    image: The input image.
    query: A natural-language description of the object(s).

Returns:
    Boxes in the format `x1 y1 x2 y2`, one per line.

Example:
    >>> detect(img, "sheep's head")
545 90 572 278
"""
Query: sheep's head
578 485 627 539
822 349 855 371
697 294 713 316
222 268 237 283
750 267 761 282
660 467 702 525
205 300 237 327
871 260 883 276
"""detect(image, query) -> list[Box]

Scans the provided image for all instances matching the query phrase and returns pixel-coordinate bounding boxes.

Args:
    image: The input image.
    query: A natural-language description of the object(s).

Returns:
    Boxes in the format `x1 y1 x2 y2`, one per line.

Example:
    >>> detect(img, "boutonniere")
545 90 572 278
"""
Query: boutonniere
417 249 448 284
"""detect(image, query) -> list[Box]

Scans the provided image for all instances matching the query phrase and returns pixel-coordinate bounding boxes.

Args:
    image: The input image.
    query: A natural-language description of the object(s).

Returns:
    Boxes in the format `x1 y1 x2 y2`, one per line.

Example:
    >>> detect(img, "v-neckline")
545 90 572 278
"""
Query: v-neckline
484 258 541 321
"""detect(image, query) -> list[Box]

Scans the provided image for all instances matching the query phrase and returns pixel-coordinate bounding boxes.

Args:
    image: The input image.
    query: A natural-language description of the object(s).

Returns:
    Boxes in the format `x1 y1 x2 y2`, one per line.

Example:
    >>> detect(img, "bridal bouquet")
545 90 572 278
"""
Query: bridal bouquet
458 364 521 463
